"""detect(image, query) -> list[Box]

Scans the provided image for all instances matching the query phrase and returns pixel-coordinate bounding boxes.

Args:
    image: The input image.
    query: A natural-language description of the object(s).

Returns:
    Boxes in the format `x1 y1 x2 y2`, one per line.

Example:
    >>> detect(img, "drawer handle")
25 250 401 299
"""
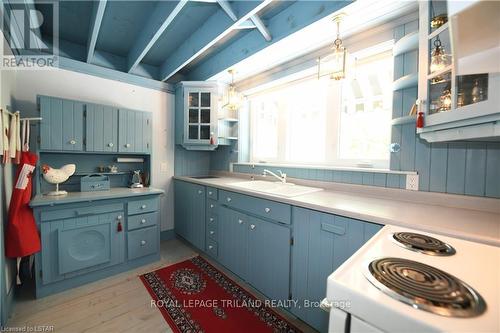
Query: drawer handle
210 231 215 235
141 219 146 224
208 191 212 195
125 143 131 148
250 224 256 230
208 245 213 250
264 207 271 213
210 217 214 222
140 240 147 246
69 139 76 145
226 197 232 202
238 219 243 224
198 190 203 194
321 223 346 235
141 204 147 209
108 142 114 147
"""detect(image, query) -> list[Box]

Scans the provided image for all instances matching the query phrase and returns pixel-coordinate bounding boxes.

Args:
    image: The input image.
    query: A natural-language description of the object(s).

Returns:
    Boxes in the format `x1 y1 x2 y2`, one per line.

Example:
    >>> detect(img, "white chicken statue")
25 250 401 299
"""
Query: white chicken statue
41 164 76 196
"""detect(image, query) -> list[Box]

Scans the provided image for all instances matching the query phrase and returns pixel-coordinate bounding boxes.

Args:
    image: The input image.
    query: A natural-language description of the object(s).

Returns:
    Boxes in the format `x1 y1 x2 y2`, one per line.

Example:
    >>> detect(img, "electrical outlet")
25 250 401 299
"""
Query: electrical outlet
406 174 419 191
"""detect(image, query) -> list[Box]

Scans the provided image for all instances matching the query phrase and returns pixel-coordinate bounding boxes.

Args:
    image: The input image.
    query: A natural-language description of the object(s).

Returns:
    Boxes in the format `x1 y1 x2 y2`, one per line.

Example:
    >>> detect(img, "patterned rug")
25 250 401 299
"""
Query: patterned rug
140 256 302 333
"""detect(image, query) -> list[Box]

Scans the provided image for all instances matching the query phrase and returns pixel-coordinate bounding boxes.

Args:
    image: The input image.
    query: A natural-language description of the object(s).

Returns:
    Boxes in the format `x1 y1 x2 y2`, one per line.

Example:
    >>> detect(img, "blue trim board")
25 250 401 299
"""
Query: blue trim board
160 230 176 241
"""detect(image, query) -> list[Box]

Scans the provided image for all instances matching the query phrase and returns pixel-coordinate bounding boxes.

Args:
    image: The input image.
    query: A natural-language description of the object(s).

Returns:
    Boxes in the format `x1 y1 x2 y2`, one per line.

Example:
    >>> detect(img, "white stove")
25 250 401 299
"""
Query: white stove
324 225 500 333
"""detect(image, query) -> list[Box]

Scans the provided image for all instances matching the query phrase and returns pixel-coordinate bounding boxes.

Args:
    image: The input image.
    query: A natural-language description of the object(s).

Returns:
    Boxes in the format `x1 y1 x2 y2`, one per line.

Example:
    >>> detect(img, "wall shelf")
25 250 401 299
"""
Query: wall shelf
393 31 419 56
393 73 418 91
428 22 449 40
391 115 417 126
219 118 239 122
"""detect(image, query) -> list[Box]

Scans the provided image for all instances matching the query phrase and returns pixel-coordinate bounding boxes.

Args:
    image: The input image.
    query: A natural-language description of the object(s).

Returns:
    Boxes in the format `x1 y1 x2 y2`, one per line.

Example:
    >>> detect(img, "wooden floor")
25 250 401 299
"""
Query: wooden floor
7 238 314 333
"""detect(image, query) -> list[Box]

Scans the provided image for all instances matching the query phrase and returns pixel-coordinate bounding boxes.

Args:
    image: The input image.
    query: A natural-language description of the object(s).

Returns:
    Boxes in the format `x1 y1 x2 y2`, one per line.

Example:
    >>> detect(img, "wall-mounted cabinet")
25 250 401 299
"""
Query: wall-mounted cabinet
417 1 500 142
118 109 152 154
175 82 218 150
86 104 118 152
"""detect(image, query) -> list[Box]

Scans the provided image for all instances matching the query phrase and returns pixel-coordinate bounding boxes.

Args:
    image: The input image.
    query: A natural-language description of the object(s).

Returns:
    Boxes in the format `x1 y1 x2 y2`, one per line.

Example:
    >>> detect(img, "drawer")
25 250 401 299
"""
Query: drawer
128 212 158 231
206 187 218 200
41 203 124 222
207 221 218 241
127 226 158 260
128 197 159 215
207 199 218 213
219 190 291 224
206 239 218 257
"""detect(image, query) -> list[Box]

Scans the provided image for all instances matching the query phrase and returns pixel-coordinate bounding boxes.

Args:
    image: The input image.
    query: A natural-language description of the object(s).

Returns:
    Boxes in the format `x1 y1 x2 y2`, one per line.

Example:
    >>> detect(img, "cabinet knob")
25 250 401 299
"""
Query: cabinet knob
69 139 76 145
250 224 256 230
198 190 203 194
226 197 232 202
210 217 214 222
141 219 146 224
108 142 114 147
238 219 243 224
210 231 214 235
264 207 271 213
125 143 131 148
117 215 123 220
208 191 212 195
210 204 214 208
141 204 147 209
208 245 213 250
140 240 146 246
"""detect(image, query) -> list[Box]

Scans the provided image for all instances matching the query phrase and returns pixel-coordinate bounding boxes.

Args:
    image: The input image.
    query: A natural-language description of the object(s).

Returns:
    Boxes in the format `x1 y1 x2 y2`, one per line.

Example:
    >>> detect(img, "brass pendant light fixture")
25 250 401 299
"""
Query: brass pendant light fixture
223 69 243 111
318 13 348 81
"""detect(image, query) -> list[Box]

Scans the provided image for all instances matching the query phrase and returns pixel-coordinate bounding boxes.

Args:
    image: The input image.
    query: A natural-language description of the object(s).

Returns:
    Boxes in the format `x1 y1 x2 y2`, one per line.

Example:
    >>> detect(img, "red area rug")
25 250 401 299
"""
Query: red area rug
140 256 302 333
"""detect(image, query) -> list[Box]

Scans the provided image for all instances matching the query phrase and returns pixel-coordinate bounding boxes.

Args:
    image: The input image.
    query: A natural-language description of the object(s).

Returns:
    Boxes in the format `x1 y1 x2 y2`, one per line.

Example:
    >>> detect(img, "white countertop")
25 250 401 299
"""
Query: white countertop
175 175 500 247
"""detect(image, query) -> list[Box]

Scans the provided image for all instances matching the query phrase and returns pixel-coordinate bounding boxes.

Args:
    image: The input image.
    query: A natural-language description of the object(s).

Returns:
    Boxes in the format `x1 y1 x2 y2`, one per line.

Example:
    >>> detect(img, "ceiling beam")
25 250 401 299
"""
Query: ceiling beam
235 20 257 30
126 0 188 73
250 14 271 41
24 0 44 51
86 0 107 63
160 0 273 81
216 0 237 21
187 0 353 81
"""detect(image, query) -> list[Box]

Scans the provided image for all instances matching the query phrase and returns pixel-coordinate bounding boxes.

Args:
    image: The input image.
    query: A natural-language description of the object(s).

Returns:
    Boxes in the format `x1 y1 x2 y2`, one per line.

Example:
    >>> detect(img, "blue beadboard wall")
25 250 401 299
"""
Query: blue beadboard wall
174 145 211 176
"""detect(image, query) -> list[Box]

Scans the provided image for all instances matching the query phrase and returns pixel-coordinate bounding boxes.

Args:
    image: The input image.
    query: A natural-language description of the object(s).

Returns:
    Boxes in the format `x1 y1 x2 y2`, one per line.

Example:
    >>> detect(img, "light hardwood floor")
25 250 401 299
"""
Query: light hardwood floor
7 238 314 333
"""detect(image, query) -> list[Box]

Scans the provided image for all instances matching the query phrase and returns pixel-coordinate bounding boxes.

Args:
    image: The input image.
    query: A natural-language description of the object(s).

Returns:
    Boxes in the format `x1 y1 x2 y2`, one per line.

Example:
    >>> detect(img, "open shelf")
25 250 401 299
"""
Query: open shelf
393 31 419 56
428 22 449 40
218 117 239 122
393 73 418 91
391 115 417 126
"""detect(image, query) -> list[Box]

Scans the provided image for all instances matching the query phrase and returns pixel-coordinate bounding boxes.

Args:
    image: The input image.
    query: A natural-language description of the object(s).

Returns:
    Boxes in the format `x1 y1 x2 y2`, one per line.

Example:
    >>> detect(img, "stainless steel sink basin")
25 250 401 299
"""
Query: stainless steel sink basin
228 180 322 197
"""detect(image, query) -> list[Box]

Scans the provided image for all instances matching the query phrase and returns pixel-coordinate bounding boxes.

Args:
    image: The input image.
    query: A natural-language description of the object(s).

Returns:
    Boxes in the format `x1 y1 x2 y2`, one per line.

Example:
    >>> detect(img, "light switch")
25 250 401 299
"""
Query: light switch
160 162 168 173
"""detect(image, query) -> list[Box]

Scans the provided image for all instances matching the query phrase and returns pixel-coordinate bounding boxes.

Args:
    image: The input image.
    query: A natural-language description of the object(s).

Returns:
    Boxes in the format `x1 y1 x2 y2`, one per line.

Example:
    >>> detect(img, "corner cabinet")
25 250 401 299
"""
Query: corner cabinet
175 82 219 151
416 1 500 142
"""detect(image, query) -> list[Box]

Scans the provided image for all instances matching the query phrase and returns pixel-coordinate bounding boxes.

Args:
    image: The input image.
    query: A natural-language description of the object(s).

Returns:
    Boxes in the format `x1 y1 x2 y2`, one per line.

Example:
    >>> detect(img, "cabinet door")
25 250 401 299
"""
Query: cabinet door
247 216 290 301
291 207 382 332
218 206 248 279
40 96 83 151
184 88 216 145
174 181 206 250
118 109 152 153
86 104 118 152
40 211 124 284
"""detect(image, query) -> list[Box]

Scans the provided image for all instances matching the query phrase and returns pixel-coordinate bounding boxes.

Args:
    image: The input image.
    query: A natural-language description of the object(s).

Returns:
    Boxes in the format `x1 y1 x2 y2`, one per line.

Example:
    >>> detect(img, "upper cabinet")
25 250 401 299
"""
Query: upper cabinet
38 95 152 154
175 81 218 150
417 0 500 142
39 96 84 151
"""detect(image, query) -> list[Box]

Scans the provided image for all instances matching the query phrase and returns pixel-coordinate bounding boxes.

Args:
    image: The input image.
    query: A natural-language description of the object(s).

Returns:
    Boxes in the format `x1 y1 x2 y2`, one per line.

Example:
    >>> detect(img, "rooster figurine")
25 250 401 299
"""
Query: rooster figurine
41 164 76 196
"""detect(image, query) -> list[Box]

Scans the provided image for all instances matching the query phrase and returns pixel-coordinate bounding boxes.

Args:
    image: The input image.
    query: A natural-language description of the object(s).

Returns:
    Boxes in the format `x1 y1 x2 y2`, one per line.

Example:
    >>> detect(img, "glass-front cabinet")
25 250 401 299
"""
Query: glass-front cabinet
417 0 500 142
175 82 218 150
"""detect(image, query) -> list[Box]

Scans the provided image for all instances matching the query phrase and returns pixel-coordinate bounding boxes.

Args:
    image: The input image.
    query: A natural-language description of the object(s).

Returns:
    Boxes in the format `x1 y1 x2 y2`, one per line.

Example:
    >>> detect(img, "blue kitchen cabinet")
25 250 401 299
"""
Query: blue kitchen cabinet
291 207 382 332
174 180 206 250
175 82 219 150
118 109 152 154
39 96 84 151
86 104 118 152
218 205 248 279
247 215 290 302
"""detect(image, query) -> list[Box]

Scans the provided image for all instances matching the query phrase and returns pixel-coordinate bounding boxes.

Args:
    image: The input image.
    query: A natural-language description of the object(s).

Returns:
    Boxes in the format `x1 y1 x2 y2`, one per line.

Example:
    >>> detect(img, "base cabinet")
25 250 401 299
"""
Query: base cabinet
291 207 382 332
174 180 206 250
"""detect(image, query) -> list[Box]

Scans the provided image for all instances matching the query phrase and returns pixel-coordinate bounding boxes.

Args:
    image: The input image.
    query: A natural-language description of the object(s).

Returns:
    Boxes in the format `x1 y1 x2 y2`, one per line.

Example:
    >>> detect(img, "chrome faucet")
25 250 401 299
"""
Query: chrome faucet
262 169 287 183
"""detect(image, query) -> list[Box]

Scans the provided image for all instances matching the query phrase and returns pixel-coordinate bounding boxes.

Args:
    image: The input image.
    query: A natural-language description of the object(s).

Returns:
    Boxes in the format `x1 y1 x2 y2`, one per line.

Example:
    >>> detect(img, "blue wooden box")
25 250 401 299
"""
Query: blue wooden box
80 174 110 192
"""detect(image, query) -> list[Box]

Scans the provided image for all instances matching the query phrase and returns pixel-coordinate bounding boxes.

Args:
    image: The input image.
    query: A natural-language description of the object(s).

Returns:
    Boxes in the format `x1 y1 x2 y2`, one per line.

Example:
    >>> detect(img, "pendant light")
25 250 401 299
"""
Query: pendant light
223 69 243 111
318 14 347 81
430 36 449 73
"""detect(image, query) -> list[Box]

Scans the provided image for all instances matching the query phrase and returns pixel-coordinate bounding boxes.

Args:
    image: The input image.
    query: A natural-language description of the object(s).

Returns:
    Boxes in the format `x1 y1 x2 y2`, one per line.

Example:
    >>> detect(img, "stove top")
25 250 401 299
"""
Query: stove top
392 232 456 256
364 257 486 318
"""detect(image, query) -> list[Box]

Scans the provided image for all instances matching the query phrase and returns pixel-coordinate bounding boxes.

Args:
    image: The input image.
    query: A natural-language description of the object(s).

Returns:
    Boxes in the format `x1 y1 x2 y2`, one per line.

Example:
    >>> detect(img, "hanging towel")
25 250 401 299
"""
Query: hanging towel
1 109 10 163
9 111 21 164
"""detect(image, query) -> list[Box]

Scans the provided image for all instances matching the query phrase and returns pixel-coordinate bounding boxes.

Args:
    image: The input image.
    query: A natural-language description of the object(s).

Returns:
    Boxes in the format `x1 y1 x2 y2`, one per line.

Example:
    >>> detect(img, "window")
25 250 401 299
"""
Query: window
248 45 393 169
